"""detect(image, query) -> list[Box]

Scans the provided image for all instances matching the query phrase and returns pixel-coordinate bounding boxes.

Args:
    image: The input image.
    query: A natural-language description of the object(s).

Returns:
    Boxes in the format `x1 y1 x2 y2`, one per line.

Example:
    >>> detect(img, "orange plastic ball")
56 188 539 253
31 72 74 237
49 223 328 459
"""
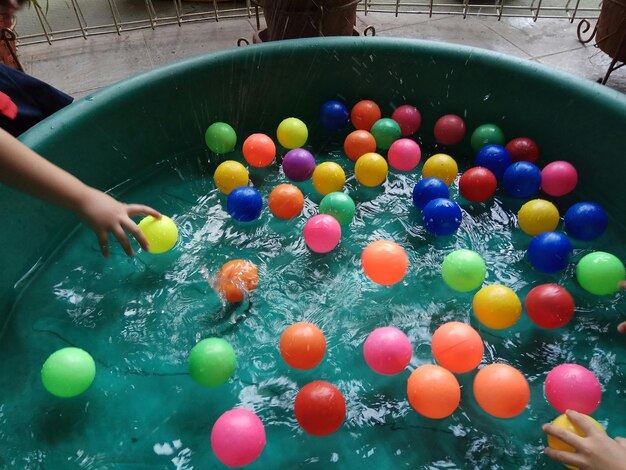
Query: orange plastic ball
344 130 377 162
407 364 461 419
361 240 409 286
431 322 484 373
216 260 259 303
280 322 326 370
268 184 304 219
351 100 382 131
242 133 276 167
473 363 530 418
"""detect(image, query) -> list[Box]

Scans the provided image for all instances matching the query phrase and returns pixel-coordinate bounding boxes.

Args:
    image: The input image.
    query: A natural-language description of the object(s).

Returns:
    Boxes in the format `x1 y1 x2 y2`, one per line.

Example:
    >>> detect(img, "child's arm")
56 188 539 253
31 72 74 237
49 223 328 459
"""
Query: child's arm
0 128 160 257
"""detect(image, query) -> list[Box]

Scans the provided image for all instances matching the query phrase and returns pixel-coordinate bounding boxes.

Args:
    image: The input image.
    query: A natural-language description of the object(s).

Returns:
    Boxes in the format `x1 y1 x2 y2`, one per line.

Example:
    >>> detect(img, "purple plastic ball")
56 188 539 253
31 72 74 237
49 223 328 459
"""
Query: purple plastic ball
282 148 316 182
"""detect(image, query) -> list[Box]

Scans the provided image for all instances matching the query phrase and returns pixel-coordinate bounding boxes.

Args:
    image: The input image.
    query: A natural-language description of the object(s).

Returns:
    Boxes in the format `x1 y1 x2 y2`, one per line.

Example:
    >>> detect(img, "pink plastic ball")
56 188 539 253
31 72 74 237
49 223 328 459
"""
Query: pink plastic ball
545 364 602 414
303 214 341 253
363 326 412 375
541 161 578 197
211 408 266 467
391 105 422 136
388 138 421 171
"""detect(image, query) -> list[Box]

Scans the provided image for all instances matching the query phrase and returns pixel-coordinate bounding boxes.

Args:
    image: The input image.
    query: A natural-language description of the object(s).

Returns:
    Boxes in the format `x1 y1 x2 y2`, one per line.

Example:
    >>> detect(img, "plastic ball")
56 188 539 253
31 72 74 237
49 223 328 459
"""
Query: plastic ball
268 184 304 219
545 364 601 415
280 322 326 370
363 326 412 375
503 161 542 198
205 122 237 154
226 186 263 222
312 162 346 195
541 161 578 197
319 192 355 226
216 259 259 302
506 137 539 164
422 153 458 186
242 133 276 167
475 144 512 180
303 214 341 253
473 284 521 330
412 177 449 210
564 202 608 241
361 240 409 286
282 148 316 182
525 284 575 329
354 152 388 187
41 347 96 398
189 337 236 387
459 167 497 202
138 215 178 254
214 160 249 195
434 114 466 146
211 408 266 467
473 364 529 418
351 100 381 131
343 130 377 162
370 118 402 150
319 100 349 131
295 381 346 436
431 322 483 373
391 104 421 136
388 138 421 171
576 251 625 295
277 117 308 149
441 249 486 292
547 413 605 463
470 124 505 152
407 365 461 419
422 198 463 236
528 231 572 273
517 199 560 236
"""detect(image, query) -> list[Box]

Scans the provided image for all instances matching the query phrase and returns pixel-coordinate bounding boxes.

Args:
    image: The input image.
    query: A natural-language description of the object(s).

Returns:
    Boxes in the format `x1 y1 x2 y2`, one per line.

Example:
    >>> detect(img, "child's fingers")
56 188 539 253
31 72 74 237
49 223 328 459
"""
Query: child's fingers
565 410 600 436
96 231 109 258
126 204 161 219
112 226 134 257
543 423 586 448
544 447 586 468
616 437 626 447
122 218 150 252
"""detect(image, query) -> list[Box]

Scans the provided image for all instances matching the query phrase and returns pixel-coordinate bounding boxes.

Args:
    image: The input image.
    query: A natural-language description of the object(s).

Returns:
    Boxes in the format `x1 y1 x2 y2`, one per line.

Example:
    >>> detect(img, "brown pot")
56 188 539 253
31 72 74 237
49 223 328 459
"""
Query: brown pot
596 0 626 62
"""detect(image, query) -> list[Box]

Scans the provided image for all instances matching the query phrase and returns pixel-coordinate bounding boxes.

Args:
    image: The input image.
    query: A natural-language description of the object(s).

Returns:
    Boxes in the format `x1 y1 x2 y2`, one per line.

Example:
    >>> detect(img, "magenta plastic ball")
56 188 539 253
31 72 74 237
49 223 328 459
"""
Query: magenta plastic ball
434 114 466 146
211 408 266 467
545 364 602 414
303 214 341 253
391 105 421 136
388 138 421 171
363 326 412 375
282 148 316 182
541 161 578 197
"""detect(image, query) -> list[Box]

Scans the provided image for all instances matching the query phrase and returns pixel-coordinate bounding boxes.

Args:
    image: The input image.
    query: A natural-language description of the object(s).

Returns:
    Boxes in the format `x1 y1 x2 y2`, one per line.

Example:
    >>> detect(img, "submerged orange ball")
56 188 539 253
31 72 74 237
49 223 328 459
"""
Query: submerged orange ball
351 100 382 131
473 363 530 418
344 130 377 161
431 322 484 373
242 133 276 167
280 322 326 370
361 240 409 286
216 260 259 303
407 364 461 419
268 184 304 219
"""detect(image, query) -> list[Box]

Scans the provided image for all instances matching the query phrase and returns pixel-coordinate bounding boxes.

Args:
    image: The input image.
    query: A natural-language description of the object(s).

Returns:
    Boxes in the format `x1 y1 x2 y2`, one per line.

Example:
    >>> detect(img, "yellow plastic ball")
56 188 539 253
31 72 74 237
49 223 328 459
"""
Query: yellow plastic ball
473 284 521 329
213 160 249 195
548 413 605 470
277 117 308 149
422 153 458 186
312 162 346 195
138 215 178 254
518 199 560 236
355 152 388 187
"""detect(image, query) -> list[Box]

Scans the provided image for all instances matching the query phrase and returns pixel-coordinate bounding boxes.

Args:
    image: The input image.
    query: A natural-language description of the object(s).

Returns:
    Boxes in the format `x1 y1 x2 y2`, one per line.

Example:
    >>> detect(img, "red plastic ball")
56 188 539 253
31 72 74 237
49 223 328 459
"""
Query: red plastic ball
434 114 466 146
391 105 421 136
459 166 497 202
351 100 381 131
506 137 539 164
294 381 346 436
525 284 575 328
242 133 276 167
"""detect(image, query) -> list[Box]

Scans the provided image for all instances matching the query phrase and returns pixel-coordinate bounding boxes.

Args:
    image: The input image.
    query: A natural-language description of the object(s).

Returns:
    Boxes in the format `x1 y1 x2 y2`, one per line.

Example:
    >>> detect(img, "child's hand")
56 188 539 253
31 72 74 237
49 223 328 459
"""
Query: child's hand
75 187 161 257
543 409 626 470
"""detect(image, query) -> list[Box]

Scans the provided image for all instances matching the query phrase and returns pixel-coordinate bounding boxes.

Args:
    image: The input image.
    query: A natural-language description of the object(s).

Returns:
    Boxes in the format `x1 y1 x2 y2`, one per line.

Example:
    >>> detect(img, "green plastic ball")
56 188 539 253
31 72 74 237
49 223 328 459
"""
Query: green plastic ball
189 338 236 387
441 249 487 292
370 118 401 150
41 347 96 398
205 122 237 154
576 251 625 295
319 192 356 226
470 124 505 152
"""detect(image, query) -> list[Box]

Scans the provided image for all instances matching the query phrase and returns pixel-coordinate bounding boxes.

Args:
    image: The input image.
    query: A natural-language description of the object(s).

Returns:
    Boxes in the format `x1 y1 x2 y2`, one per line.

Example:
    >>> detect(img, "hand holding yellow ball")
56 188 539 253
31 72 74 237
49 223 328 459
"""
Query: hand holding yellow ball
138 215 178 254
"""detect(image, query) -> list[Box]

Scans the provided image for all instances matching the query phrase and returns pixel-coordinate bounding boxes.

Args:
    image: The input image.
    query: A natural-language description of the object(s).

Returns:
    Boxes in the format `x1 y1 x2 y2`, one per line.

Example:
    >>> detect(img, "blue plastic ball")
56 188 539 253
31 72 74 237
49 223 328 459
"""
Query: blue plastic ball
422 198 463 236
564 202 608 241
503 161 542 198
475 144 512 179
319 100 349 132
226 186 263 222
412 177 450 210
528 231 573 273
